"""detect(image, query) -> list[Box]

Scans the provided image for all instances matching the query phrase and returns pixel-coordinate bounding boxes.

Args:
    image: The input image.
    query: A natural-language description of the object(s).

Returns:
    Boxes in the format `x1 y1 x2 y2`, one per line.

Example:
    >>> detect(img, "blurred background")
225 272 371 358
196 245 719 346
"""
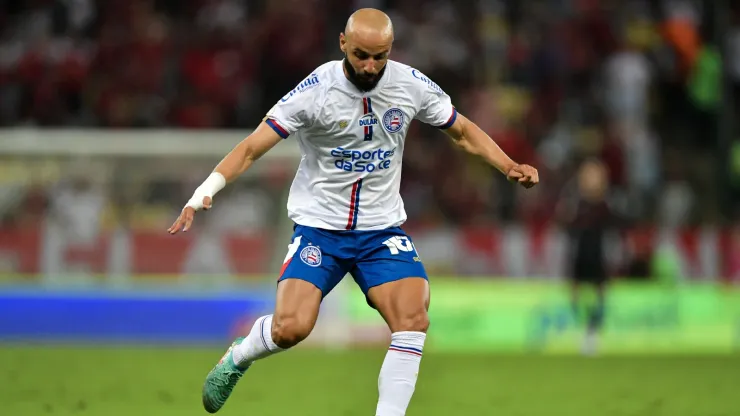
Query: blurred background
1 0 739 414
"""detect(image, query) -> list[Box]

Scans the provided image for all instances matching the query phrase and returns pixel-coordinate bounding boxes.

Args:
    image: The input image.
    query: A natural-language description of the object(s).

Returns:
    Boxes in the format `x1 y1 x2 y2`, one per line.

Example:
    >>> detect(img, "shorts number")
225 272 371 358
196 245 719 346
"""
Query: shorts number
382 236 415 255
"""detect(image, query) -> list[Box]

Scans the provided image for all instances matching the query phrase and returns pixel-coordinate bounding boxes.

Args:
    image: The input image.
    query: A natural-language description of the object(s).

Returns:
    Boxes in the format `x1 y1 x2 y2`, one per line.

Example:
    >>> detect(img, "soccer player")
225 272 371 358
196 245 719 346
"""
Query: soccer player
561 159 612 355
168 8 538 416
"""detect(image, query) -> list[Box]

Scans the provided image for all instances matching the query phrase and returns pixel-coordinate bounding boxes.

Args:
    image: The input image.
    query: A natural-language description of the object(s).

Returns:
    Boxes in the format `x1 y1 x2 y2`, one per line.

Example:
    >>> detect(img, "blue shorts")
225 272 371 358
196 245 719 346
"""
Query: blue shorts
278 224 428 303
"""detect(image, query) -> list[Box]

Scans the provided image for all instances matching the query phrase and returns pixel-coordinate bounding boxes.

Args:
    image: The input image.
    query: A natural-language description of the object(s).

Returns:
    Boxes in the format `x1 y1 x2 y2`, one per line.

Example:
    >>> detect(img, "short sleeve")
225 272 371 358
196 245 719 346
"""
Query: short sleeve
264 73 322 138
411 69 457 129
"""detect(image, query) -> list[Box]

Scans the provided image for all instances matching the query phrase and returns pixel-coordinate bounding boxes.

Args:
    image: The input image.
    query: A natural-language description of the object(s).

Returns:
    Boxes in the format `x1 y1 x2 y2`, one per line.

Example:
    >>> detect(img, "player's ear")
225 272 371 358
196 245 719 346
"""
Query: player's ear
339 33 347 53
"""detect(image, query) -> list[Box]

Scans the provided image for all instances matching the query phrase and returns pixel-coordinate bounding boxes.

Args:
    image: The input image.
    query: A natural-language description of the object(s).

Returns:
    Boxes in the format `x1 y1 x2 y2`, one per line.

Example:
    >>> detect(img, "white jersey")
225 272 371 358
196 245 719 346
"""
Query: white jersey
265 60 456 231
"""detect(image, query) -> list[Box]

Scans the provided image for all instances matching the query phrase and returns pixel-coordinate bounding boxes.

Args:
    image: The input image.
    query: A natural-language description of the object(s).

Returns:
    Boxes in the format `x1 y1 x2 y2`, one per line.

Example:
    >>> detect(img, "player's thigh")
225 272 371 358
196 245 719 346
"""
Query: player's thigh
275 227 349 336
571 259 607 289
353 227 430 333
366 277 430 333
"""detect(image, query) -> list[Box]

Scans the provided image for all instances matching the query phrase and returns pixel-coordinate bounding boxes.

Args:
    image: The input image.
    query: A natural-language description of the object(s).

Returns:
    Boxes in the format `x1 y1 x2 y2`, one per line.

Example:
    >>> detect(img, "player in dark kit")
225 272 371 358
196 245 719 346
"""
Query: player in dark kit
560 159 615 354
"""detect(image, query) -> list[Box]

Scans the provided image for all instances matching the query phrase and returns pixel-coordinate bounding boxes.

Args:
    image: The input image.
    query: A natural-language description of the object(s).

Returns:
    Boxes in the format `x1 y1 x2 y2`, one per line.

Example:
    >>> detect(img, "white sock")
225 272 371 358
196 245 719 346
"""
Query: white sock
231 315 284 368
376 331 427 416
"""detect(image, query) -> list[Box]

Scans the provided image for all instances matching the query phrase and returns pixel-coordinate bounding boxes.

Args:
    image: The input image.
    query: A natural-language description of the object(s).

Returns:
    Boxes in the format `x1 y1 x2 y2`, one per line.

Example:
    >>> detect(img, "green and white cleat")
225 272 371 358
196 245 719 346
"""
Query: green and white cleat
202 337 249 413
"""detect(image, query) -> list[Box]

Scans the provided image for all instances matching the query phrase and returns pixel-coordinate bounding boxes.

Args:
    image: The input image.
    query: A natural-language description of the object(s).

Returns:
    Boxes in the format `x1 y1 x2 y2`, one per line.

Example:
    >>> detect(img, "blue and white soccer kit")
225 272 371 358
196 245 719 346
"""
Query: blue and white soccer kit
279 225 425 300
264 60 457 299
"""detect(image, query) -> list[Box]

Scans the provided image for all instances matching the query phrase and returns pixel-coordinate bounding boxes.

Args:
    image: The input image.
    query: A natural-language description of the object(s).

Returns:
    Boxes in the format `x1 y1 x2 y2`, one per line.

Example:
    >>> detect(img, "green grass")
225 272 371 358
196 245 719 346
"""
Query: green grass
1 345 738 415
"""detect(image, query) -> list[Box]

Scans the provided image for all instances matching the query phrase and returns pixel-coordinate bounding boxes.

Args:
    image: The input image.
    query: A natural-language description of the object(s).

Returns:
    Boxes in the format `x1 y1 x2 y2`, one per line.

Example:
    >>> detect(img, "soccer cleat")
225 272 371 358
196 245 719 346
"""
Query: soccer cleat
202 337 249 413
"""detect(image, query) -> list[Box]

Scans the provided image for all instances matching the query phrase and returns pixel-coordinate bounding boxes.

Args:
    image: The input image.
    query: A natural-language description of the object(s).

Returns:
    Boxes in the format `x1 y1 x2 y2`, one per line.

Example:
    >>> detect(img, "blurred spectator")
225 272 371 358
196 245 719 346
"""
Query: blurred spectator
0 0 735 235
49 175 105 245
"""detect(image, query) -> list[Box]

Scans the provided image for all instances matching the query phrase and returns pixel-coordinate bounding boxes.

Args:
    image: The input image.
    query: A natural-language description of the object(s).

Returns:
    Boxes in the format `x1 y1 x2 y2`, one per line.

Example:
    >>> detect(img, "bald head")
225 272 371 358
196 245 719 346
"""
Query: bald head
340 9 393 91
344 8 394 42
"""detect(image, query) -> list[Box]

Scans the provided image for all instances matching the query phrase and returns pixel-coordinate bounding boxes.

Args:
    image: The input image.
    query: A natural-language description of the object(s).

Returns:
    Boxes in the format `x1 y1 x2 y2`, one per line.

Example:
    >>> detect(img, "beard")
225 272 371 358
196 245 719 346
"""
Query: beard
343 54 386 92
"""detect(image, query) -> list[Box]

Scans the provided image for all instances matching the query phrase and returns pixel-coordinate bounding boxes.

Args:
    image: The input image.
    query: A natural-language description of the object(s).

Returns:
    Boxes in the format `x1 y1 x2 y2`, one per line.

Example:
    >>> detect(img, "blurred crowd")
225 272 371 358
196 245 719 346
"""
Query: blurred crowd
0 0 737 230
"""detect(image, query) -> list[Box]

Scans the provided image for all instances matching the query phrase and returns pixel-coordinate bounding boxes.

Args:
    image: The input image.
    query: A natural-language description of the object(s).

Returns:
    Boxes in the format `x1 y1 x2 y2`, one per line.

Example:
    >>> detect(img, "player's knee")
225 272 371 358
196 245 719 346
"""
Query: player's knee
394 308 430 333
271 314 313 348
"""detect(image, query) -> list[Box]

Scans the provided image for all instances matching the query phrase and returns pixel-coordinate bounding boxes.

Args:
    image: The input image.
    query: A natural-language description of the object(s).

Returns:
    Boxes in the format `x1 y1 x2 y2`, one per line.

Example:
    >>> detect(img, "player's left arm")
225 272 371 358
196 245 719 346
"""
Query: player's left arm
412 69 538 188
442 114 539 188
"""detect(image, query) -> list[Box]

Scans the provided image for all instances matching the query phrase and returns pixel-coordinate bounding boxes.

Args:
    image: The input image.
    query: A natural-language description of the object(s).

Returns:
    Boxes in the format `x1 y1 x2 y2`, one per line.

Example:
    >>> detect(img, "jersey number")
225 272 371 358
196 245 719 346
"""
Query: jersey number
382 236 415 255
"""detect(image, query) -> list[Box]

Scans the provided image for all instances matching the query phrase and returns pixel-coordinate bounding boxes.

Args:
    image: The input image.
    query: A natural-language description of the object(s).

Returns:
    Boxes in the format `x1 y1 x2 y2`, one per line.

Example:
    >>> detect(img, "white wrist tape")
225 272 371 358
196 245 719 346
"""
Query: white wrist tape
186 172 226 210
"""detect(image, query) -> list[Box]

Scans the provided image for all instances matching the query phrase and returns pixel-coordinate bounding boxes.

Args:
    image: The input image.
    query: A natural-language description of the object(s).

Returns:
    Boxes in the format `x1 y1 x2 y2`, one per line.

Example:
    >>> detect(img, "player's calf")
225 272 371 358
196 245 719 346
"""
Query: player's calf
368 278 430 416
232 279 321 365
271 311 315 348
231 315 286 367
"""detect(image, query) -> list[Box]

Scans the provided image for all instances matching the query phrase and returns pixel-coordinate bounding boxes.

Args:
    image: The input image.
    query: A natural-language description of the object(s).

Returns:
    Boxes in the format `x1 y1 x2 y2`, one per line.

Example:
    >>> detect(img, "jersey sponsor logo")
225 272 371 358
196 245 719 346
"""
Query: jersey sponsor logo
358 114 379 127
331 146 396 173
411 69 445 94
280 74 320 102
300 245 322 267
382 108 405 133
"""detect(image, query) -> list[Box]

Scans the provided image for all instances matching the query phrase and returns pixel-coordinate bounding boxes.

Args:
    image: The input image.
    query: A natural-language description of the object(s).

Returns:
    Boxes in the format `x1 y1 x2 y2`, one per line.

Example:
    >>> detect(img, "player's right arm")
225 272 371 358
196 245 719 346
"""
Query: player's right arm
167 123 283 234
168 71 323 234
213 122 283 183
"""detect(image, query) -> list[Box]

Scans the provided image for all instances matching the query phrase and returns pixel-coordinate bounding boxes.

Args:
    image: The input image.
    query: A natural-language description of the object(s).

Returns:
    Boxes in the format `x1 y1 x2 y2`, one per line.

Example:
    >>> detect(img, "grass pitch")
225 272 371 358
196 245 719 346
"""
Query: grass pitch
1 345 737 415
